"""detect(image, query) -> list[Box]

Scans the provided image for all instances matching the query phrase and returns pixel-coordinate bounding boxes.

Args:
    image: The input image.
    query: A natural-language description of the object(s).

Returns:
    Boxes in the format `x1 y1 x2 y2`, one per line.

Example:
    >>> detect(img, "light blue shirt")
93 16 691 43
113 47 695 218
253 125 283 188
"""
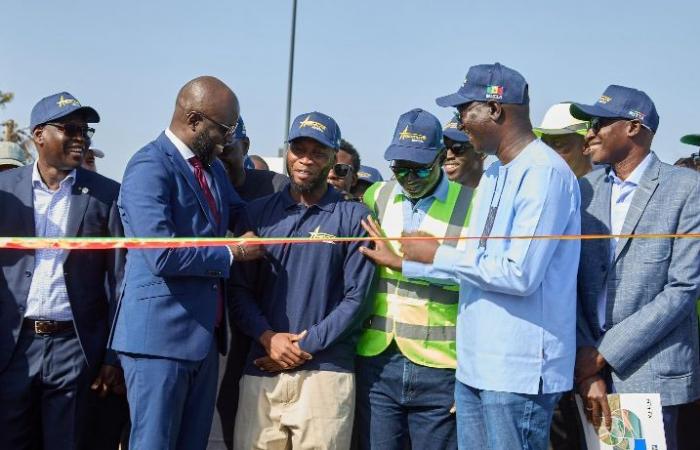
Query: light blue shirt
400 174 454 280
595 153 653 330
25 162 76 320
403 140 581 394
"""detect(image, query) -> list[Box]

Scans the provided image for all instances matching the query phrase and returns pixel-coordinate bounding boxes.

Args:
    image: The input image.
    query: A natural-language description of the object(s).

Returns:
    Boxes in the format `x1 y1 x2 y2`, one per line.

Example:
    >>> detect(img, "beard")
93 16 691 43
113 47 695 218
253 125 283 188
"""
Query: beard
191 130 217 166
288 161 330 194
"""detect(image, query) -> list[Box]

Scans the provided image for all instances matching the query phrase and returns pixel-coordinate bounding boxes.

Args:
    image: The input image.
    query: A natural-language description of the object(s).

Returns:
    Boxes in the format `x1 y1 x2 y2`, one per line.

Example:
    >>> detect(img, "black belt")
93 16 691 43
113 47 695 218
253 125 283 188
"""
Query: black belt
23 319 74 335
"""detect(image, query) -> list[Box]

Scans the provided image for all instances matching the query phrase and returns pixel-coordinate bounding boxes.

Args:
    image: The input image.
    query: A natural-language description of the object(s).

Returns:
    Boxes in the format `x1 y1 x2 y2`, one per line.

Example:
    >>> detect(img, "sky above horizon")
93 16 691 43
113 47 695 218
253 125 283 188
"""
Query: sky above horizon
2 0 699 181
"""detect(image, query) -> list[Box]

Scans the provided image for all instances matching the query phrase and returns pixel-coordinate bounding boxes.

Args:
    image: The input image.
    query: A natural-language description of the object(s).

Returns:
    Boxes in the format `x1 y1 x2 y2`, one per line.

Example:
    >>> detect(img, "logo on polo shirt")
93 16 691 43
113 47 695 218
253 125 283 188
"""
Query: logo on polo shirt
598 95 612 104
299 116 327 132
308 226 336 244
398 126 427 143
485 85 504 100
57 95 81 108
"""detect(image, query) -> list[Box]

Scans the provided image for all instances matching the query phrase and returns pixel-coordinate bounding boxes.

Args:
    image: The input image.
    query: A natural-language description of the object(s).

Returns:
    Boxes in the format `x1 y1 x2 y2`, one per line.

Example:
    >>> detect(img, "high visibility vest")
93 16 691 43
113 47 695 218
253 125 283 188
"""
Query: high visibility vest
357 179 475 369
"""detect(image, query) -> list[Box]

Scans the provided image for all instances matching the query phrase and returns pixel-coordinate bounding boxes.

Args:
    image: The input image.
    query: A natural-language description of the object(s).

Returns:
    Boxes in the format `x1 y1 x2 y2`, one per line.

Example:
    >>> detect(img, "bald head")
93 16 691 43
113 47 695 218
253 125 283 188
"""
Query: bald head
169 76 240 165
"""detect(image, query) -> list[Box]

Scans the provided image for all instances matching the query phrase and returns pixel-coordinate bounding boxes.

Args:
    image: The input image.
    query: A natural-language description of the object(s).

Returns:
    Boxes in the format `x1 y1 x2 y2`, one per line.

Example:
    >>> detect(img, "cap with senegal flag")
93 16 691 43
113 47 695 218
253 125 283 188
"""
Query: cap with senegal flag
436 63 529 108
569 85 659 133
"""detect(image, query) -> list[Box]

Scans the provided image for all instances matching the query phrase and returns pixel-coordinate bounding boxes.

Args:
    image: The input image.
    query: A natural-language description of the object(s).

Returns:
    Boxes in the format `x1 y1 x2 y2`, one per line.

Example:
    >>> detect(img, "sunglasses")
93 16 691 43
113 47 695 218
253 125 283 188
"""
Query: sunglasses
191 110 238 140
333 163 353 177
391 163 435 179
44 123 95 139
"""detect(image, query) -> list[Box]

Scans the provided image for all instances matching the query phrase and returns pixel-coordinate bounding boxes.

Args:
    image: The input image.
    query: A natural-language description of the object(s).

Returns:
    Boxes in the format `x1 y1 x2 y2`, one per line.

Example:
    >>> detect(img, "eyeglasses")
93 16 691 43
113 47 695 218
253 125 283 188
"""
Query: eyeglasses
391 163 434 179
333 163 353 177
588 117 622 134
447 141 469 155
191 110 238 140
44 123 95 139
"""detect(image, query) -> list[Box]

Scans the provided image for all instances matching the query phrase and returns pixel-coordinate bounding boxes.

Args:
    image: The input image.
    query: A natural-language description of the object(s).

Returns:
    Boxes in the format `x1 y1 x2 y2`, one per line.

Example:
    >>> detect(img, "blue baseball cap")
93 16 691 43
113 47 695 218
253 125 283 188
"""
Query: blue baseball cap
288 111 341 149
436 63 529 108
357 165 383 184
442 118 470 143
30 91 100 130
570 85 659 133
384 108 443 164
232 115 247 140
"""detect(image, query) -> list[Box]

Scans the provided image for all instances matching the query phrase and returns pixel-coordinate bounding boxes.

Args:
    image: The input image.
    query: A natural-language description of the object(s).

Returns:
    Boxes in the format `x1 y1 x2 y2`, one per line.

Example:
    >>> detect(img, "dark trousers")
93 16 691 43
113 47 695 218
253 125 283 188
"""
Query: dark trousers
548 391 584 450
83 391 131 449
0 327 95 450
119 341 219 450
355 345 457 450
209 327 250 450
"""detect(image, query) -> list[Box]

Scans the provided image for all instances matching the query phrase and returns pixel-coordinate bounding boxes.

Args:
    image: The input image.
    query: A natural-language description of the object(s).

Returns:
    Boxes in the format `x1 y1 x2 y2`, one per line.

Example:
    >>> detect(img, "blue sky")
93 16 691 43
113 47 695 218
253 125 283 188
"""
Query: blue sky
2 0 699 181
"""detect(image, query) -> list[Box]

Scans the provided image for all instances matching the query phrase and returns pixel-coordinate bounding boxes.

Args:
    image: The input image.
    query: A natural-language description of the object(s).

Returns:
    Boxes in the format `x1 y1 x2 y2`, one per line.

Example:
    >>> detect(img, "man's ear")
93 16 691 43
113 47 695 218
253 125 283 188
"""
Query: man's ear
185 111 200 132
626 120 643 138
487 101 503 121
32 126 44 146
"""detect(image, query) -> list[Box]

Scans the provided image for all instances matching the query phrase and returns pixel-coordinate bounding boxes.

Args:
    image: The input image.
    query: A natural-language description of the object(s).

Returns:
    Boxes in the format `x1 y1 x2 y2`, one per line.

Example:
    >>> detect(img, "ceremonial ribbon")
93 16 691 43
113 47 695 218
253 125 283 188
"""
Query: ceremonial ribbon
0 233 698 250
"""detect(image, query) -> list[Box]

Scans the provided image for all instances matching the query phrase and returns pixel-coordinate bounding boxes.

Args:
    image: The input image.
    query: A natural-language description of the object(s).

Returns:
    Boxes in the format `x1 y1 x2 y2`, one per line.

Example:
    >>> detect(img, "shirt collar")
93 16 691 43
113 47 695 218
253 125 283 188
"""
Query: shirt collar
609 152 653 186
281 183 340 212
165 128 196 161
32 161 76 191
393 172 450 203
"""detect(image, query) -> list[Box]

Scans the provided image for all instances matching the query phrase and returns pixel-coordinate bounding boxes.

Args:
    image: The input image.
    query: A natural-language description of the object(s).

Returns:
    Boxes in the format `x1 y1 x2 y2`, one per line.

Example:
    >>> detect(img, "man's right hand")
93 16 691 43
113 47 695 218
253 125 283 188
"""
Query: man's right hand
230 231 265 262
259 330 312 368
578 374 612 430
359 215 402 271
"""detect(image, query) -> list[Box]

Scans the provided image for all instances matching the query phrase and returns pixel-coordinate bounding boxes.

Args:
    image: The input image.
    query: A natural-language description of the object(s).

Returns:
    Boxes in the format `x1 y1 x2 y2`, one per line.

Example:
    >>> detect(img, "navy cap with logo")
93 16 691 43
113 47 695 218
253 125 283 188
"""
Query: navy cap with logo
436 63 529 108
288 111 341 149
442 118 470 143
384 108 443 164
232 115 247 140
357 165 383 184
570 85 659 133
30 92 100 131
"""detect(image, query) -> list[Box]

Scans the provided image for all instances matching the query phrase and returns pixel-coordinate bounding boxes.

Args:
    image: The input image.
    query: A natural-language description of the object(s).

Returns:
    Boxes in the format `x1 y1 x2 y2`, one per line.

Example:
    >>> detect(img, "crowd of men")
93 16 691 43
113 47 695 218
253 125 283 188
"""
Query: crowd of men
0 61 699 450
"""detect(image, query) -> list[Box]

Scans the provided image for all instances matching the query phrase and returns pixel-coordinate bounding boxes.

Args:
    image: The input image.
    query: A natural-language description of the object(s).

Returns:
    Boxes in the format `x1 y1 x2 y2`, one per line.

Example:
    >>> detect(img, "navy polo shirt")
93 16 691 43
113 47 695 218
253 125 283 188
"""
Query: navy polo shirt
231 185 376 375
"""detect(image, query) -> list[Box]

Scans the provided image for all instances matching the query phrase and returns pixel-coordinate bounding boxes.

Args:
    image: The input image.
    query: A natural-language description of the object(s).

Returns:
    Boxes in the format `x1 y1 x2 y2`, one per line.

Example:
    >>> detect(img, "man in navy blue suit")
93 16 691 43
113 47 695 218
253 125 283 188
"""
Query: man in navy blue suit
0 91 125 450
110 76 263 450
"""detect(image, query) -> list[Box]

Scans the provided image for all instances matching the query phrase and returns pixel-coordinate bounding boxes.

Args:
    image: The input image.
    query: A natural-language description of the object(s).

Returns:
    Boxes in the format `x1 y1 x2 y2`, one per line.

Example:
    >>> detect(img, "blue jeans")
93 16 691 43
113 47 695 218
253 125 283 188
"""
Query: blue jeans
355 345 457 450
455 379 561 450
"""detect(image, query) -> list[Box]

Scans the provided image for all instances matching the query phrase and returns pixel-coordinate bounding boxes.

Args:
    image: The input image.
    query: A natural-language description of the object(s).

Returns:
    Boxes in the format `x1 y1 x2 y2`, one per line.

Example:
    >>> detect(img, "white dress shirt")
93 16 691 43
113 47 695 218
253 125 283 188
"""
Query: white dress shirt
25 162 76 320
596 153 654 330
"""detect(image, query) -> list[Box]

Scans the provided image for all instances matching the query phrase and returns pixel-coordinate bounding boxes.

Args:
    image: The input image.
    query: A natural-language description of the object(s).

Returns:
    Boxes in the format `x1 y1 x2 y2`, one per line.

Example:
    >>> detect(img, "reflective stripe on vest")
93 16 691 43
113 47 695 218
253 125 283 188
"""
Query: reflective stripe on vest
365 315 457 341
377 278 458 305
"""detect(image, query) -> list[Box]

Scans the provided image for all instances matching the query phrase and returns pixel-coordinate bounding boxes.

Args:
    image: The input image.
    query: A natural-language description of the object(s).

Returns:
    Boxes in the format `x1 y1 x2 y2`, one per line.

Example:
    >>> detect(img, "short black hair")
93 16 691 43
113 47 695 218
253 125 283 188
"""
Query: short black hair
338 139 361 173
674 153 700 171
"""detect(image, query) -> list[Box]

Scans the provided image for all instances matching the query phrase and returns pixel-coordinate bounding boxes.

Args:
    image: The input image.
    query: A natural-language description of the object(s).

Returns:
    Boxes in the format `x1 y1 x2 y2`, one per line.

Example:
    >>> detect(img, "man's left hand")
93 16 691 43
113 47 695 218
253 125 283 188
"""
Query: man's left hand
575 346 607 383
91 364 125 397
400 231 440 264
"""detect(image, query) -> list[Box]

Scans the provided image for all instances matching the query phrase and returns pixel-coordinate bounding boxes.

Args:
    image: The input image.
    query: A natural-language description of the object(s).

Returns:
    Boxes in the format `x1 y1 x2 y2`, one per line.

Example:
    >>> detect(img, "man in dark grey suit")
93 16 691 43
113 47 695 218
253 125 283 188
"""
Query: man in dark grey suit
571 85 700 450
0 92 125 450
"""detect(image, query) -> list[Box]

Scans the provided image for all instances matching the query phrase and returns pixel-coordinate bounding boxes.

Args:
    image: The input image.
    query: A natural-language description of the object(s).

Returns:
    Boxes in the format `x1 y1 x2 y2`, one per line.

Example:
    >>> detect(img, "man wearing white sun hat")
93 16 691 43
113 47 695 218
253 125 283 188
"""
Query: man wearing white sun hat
533 102 592 178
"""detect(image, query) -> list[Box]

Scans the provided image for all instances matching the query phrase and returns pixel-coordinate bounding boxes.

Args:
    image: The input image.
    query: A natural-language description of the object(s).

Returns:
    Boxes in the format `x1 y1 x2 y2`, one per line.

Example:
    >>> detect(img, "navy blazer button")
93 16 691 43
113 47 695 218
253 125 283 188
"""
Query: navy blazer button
24 271 31 277
18 306 25 313
213 284 218 290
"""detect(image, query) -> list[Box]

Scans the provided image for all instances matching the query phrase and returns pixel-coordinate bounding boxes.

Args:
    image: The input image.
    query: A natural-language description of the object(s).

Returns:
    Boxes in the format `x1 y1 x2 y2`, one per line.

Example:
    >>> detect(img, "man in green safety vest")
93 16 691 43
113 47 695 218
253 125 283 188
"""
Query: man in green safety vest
355 108 475 450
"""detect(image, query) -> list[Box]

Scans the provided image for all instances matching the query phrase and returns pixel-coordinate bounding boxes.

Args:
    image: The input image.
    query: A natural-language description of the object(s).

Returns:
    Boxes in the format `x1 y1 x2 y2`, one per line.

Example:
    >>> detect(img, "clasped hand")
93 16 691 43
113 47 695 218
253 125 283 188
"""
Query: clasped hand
256 330 312 373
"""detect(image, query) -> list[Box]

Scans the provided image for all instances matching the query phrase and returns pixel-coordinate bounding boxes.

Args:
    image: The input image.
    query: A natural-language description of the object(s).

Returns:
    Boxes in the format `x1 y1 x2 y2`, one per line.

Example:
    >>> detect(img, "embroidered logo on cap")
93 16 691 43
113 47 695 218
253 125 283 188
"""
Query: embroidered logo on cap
299 115 327 132
56 95 81 108
485 85 504 100
598 95 612 104
398 126 427 143
444 121 459 130
628 110 646 120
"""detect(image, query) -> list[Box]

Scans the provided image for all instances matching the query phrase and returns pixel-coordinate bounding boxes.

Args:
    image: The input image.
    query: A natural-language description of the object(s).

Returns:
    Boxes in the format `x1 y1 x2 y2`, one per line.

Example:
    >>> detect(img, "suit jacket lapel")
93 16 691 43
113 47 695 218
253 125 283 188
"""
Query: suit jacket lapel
613 154 661 262
66 169 90 238
162 135 218 230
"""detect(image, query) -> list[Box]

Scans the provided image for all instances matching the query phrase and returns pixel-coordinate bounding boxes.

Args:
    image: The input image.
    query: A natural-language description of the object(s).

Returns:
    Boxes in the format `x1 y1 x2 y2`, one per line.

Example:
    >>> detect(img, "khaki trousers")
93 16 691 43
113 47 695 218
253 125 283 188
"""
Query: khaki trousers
234 370 355 450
